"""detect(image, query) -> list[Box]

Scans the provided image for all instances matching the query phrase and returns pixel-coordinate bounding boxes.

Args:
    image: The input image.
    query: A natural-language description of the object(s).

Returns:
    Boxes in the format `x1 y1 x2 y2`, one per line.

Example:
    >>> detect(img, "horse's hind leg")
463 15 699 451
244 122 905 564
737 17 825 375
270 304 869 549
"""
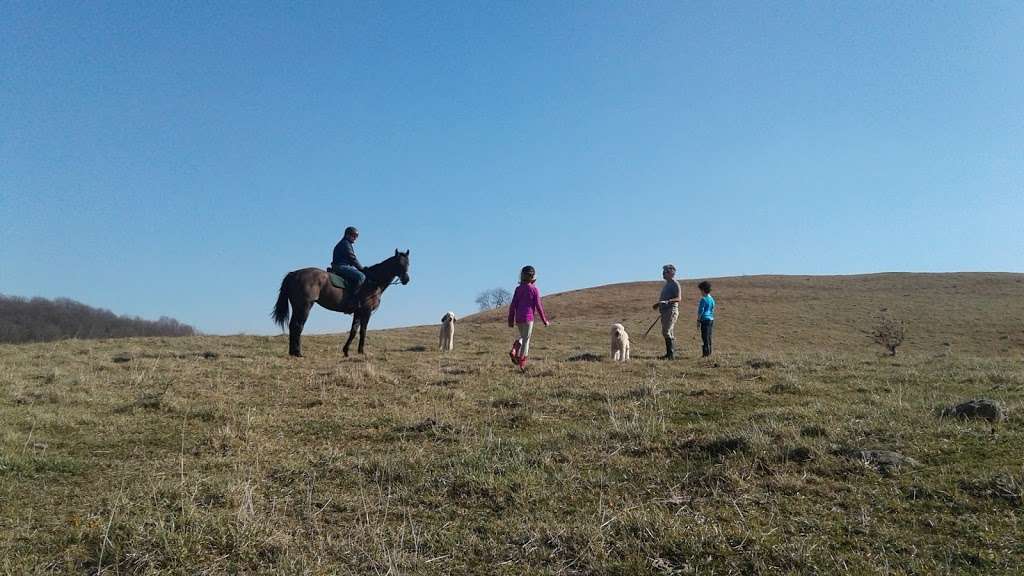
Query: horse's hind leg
357 311 370 354
343 314 359 357
289 300 313 357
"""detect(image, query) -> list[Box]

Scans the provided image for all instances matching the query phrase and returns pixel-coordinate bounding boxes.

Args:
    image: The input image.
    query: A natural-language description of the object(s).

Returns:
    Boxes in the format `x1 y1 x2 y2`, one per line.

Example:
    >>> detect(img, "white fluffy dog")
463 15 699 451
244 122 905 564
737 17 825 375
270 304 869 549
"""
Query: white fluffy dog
611 323 630 362
439 311 457 352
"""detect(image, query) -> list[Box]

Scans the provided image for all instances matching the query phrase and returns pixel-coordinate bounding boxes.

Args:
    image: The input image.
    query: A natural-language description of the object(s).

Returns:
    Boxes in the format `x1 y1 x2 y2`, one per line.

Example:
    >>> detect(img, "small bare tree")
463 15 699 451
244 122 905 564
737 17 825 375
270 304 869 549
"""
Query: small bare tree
873 314 906 356
474 292 489 311
475 288 512 311
493 288 511 308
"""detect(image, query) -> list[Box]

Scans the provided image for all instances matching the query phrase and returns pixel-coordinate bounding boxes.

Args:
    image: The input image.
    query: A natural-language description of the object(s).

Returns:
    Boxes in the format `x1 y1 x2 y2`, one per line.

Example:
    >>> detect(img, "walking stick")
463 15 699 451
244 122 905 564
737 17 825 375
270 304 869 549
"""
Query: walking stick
642 314 661 339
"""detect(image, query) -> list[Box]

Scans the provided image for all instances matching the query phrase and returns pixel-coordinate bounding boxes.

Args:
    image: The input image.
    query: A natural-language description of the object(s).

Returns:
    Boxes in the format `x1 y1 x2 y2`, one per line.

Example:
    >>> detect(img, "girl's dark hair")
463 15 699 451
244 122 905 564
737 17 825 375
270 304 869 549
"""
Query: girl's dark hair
520 266 536 282
698 281 712 293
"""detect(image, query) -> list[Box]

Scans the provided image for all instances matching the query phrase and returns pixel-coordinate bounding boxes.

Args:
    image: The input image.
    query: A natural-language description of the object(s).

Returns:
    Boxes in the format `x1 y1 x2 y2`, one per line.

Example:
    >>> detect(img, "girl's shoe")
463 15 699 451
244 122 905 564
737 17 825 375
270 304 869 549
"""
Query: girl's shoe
509 340 521 365
517 355 528 371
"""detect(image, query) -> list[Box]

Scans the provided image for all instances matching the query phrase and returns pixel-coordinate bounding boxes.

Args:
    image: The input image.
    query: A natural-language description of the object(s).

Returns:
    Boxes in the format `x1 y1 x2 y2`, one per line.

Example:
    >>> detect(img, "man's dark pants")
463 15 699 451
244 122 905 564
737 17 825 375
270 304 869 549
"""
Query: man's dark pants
332 265 365 306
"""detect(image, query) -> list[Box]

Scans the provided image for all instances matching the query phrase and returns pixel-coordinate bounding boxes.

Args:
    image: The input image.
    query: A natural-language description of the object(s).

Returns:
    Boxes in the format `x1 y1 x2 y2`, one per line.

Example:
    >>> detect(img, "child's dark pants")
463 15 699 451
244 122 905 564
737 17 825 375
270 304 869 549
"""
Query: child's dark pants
700 319 714 357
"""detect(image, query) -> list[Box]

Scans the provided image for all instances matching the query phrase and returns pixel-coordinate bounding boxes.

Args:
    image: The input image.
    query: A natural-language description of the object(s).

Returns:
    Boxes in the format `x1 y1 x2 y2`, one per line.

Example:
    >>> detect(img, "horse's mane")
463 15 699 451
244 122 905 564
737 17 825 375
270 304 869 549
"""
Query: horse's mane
363 254 401 287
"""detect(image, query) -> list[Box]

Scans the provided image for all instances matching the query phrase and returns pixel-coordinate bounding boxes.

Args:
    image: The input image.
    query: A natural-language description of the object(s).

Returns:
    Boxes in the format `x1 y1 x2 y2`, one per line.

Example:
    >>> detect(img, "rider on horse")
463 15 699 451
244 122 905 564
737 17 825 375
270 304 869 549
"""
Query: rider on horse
331 226 365 306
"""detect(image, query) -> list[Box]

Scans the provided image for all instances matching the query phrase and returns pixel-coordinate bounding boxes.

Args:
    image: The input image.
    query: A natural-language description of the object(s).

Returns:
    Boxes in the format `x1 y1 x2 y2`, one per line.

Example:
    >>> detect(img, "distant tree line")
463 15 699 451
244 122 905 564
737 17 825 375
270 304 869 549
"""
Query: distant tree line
0 294 196 344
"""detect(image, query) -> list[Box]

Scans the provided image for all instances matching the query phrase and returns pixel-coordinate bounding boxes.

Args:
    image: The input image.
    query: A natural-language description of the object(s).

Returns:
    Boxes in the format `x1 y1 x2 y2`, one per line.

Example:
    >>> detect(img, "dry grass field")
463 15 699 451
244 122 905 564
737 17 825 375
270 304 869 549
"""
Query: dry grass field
1 273 1022 575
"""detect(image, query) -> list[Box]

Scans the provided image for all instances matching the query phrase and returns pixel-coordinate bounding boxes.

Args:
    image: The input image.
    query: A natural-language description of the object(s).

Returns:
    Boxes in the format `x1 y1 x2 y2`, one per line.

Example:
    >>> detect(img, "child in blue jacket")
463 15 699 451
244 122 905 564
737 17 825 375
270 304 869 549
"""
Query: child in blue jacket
697 281 715 357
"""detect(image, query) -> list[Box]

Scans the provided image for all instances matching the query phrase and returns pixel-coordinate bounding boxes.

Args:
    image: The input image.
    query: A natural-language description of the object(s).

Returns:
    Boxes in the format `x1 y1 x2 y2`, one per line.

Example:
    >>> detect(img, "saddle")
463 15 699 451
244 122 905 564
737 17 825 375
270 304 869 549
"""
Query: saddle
325 267 354 292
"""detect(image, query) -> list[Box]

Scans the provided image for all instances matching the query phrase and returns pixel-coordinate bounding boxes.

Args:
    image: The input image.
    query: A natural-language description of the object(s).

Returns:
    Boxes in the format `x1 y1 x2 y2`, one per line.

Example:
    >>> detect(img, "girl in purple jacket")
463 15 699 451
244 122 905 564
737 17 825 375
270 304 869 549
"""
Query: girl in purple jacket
508 265 549 370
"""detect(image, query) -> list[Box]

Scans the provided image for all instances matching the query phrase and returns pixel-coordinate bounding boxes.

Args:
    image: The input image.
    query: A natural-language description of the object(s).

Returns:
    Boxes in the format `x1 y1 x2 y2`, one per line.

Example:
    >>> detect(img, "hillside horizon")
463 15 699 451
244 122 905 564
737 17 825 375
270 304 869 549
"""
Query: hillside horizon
414 271 1024 359
5 272 1021 356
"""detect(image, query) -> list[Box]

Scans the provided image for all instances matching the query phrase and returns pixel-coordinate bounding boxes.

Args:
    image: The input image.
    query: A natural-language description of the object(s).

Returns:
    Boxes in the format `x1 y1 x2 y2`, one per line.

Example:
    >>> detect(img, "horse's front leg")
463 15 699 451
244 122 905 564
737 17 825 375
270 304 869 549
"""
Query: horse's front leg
357 311 370 354
342 314 359 357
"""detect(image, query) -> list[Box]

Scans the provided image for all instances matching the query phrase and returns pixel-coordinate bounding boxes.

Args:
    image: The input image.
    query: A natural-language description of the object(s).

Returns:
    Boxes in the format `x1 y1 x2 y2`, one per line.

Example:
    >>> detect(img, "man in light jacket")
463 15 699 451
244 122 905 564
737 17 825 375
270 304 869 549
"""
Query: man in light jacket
652 264 680 359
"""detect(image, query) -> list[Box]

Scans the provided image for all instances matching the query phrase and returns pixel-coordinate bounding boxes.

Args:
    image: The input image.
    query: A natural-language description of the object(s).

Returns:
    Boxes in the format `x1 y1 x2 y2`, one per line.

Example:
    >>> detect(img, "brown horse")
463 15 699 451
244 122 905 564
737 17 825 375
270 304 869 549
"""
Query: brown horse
272 250 410 357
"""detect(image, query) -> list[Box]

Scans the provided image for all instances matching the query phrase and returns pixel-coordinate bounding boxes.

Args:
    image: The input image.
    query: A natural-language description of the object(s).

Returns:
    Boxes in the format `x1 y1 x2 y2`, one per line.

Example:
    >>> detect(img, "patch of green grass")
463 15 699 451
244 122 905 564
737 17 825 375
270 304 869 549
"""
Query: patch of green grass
0 453 85 478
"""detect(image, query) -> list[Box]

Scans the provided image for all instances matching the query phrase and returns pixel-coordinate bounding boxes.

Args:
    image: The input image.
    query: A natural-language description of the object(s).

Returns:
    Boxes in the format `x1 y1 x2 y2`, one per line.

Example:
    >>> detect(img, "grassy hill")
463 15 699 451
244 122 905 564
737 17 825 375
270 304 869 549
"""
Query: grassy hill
467 272 1024 358
1 273 1022 574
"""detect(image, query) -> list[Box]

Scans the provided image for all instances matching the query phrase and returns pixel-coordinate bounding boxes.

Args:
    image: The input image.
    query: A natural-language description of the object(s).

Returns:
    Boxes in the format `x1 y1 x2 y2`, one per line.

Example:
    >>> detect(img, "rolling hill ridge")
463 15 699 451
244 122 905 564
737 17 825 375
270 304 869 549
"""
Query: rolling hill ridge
464 272 1024 358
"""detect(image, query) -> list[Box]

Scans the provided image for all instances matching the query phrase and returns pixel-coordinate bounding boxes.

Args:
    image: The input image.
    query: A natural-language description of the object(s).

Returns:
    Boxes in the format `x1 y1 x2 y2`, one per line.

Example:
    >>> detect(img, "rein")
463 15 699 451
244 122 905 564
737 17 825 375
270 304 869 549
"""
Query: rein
363 275 401 291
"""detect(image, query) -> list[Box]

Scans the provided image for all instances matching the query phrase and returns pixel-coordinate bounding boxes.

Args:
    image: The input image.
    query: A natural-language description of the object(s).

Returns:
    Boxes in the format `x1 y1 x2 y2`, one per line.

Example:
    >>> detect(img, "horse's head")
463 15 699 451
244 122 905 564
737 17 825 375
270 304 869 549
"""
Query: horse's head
393 249 410 285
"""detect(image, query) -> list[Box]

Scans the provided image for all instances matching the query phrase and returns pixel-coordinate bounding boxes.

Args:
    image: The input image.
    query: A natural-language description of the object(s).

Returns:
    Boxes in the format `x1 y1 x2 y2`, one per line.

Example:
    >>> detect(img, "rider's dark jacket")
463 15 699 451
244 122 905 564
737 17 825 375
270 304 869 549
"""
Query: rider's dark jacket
332 238 362 270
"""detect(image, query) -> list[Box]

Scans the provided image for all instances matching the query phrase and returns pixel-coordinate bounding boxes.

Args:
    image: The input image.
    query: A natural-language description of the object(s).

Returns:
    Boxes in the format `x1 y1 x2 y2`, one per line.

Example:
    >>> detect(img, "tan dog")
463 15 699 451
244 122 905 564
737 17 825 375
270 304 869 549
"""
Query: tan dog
439 311 457 352
611 323 630 361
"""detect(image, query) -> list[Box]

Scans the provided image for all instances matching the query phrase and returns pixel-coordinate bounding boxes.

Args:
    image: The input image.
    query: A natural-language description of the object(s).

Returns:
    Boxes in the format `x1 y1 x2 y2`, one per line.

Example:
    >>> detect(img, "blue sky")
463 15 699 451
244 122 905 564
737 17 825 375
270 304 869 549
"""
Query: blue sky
2 2 1022 335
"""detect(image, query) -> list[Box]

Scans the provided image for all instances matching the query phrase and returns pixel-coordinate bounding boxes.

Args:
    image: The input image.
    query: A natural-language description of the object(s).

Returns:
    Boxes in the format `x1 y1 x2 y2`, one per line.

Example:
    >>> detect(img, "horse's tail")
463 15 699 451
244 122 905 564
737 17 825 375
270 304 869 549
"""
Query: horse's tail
272 272 294 329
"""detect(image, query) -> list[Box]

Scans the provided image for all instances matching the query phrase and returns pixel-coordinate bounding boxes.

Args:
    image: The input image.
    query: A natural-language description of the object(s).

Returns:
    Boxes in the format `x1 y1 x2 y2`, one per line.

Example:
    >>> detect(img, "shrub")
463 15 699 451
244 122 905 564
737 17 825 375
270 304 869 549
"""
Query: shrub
873 314 906 356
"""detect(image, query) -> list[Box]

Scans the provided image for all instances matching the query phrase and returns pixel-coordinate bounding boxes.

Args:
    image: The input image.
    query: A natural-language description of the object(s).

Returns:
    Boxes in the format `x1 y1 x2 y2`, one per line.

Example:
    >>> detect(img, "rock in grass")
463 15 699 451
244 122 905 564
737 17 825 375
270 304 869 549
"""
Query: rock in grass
833 446 921 474
941 399 1006 422
860 450 921 471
